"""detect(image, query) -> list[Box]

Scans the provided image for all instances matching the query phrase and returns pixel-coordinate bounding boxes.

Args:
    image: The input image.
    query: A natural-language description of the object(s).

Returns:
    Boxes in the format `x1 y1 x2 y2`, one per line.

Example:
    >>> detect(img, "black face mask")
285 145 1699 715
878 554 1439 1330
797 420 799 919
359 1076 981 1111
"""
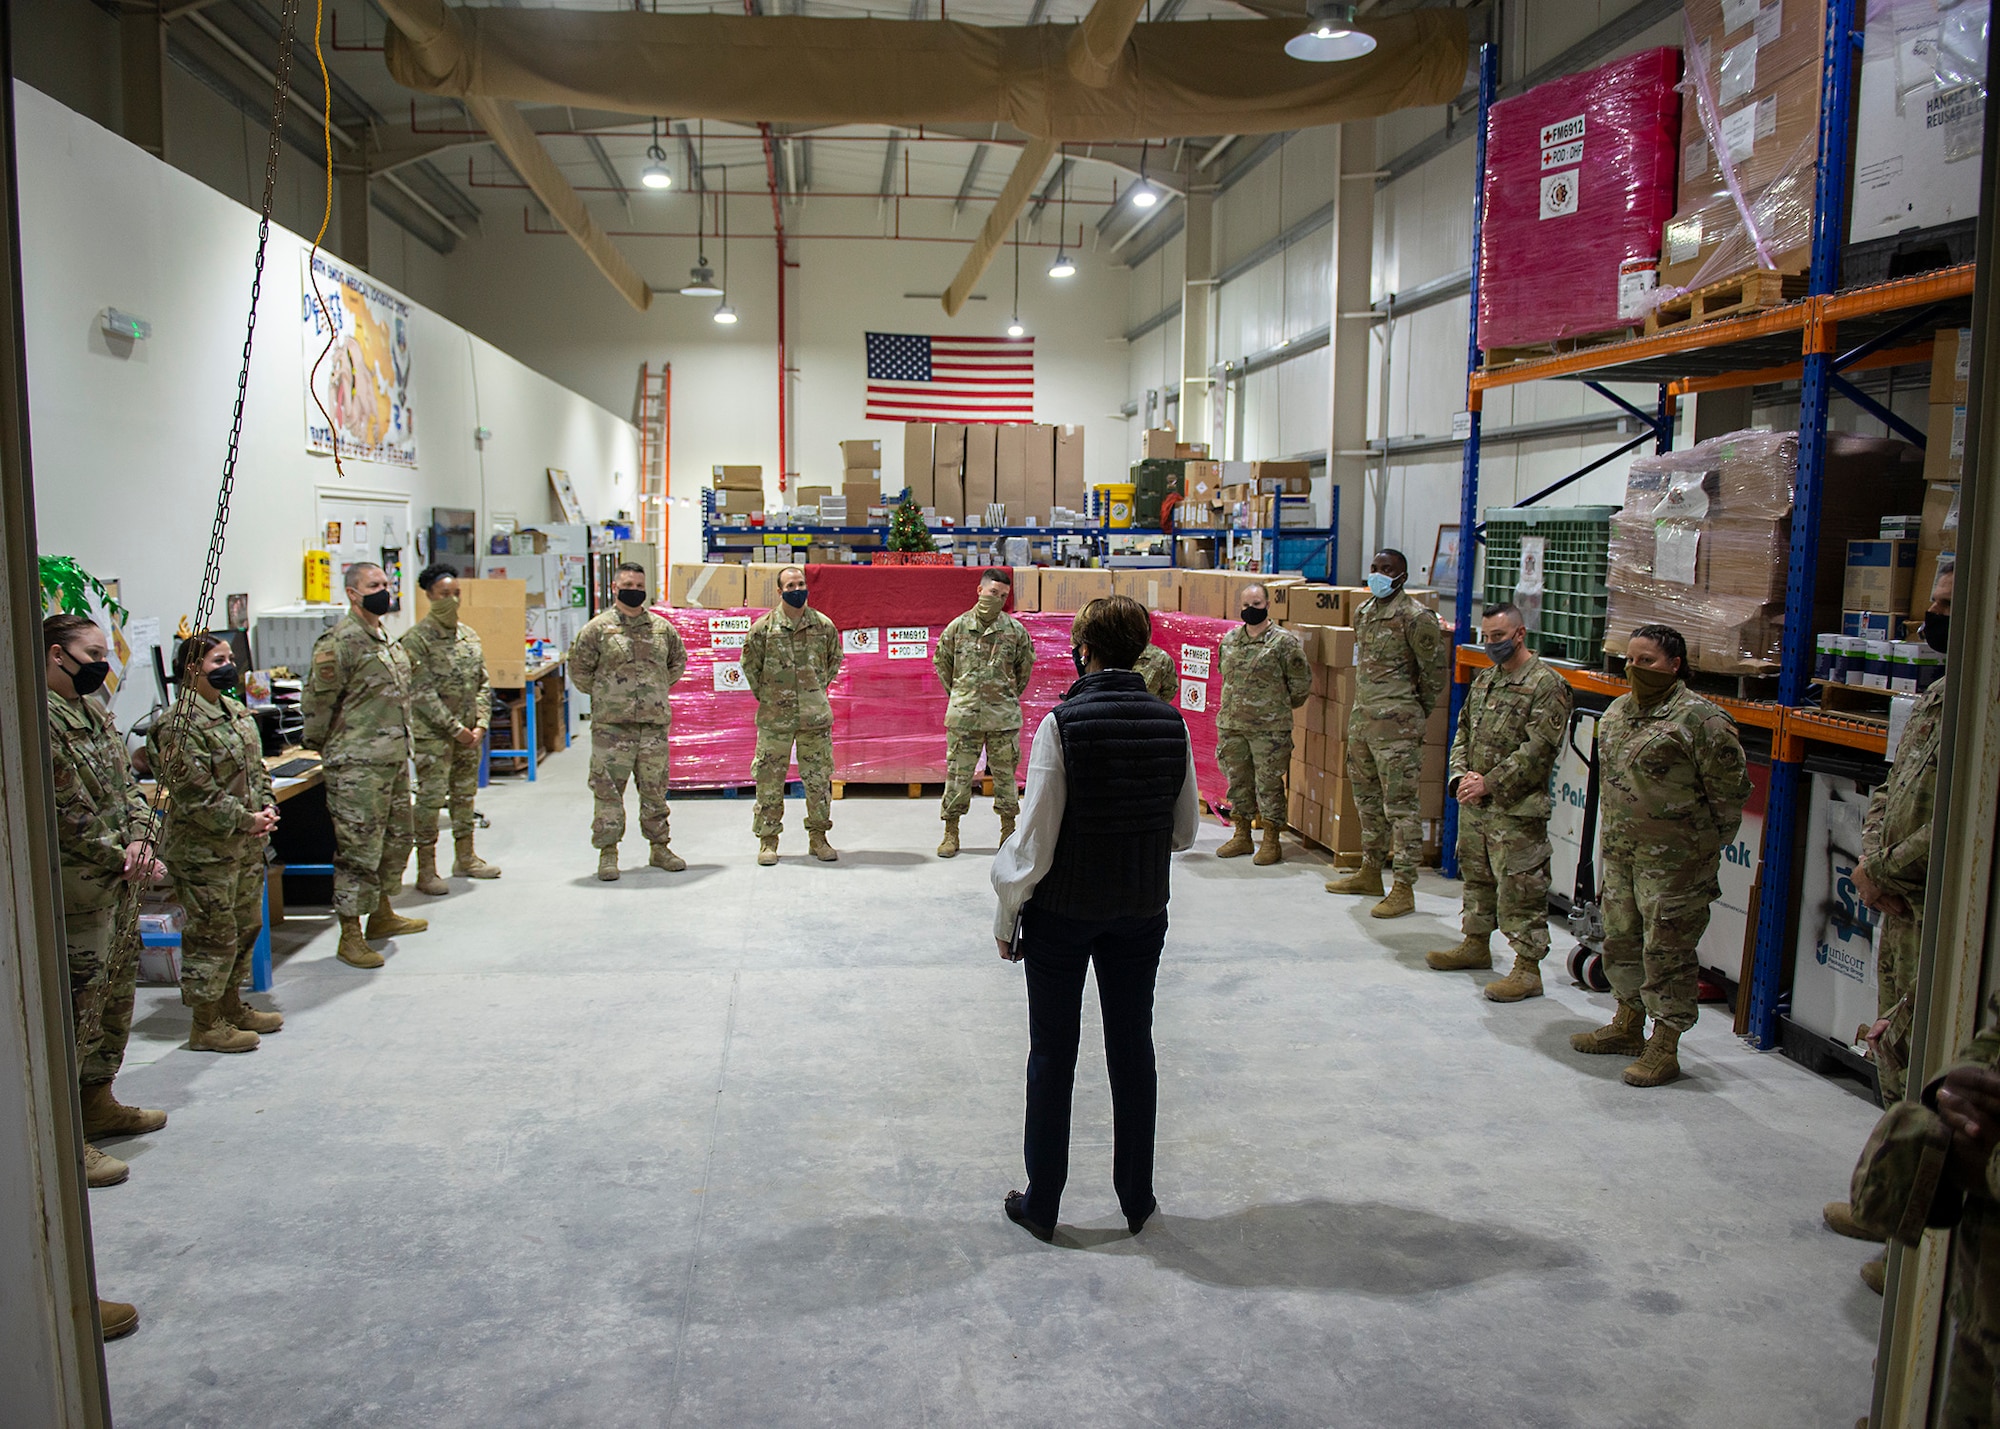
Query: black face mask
782 589 809 609
1924 610 1950 655
360 589 393 616
1241 606 1268 626
207 662 240 692
616 588 648 608
1071 645 1088 679
60 648 110 697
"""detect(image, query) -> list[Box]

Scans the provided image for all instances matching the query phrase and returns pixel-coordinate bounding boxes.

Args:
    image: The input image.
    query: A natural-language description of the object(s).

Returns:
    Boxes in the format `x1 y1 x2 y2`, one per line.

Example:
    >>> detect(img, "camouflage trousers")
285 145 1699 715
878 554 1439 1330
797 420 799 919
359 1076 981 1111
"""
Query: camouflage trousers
413 735 481 846
1348 724 1426 884
1457 807 1553 963
589 721 673 849
752 725 833 837
942 727 1022 820
1600 850 1720 1033
171 854 264 1006
1945 1201 2000 1428
1877 910 1921 1103
66 904 139 1087
1216 727 1292 828
324 760 415 918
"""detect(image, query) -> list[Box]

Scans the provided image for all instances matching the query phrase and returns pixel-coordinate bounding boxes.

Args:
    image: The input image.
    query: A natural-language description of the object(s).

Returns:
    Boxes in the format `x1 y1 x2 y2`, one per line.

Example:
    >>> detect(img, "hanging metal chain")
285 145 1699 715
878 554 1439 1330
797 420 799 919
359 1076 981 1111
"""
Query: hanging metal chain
122 0 301 932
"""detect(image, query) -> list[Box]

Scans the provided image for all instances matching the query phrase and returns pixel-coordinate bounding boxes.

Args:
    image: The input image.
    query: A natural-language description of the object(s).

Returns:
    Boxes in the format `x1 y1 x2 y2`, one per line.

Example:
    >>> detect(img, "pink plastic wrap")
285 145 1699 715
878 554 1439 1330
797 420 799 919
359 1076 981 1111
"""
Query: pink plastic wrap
657 604 1235 813
1477 47 1683 352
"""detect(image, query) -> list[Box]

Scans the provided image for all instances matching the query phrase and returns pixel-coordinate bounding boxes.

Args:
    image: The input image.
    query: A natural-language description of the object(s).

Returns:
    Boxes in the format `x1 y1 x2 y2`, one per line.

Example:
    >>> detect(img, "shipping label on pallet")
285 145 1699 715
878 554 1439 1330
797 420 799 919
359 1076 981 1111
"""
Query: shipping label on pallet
887 626 931 660
1179 645 1212 680
843 628 881 655
713 662 750 693
1180 679 1208 712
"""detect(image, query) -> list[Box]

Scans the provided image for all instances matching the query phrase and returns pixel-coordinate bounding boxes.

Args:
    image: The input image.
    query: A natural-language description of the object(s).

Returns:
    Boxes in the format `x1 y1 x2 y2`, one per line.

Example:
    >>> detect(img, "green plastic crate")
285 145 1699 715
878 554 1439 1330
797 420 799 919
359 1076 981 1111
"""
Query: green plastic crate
1480 505 1616 664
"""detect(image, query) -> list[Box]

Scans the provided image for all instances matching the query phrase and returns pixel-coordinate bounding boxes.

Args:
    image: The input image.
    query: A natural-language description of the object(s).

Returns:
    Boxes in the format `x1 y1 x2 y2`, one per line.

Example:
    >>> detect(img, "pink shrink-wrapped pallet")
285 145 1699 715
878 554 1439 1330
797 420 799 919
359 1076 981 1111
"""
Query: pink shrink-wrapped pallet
1476 47 1682 353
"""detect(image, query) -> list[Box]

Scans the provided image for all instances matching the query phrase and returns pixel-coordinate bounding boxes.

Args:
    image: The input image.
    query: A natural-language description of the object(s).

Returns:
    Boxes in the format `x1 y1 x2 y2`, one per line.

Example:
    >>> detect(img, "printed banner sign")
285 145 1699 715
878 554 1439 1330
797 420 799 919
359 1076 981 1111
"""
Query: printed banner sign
303 251 416 467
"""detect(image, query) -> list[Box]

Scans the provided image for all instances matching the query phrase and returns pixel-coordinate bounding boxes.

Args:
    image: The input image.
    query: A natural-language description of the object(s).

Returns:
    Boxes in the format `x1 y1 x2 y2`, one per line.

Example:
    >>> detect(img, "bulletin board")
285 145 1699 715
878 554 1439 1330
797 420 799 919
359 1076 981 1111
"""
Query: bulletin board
315 489 413 611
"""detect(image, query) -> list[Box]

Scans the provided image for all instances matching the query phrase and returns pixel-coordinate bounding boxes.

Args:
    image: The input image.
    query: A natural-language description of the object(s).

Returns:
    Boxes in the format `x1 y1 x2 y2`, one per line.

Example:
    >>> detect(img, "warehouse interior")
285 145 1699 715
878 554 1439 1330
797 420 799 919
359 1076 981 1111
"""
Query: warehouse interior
2 0 1998 1425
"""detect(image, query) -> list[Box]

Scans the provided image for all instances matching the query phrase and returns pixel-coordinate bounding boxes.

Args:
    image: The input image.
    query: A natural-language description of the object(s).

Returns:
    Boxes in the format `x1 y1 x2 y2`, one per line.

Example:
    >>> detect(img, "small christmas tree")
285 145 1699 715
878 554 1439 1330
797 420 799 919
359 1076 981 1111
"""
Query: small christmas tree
886 492 936 554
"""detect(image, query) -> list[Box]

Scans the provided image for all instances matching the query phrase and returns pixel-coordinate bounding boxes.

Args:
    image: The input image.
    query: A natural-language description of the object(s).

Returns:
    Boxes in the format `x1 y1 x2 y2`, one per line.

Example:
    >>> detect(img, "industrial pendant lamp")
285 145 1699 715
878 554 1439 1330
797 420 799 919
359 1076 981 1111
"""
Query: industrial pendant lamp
681 125 723 295
1048 147 1076 278
642 117 673 190
711 173 736 323
1285 0 1377 61
1007 222 1027 337
1129 141 1159 209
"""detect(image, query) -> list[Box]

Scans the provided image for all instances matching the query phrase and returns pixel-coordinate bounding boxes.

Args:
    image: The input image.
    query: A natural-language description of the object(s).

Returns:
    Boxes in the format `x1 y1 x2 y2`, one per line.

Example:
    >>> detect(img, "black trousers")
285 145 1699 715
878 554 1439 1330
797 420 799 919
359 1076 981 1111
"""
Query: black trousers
1019 903 1168 1228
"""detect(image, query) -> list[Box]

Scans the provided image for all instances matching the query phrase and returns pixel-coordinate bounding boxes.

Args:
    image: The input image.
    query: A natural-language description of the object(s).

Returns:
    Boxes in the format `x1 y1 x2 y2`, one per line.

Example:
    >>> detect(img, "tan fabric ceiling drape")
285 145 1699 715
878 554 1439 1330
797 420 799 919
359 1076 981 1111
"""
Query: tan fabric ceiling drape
386 9 1471 141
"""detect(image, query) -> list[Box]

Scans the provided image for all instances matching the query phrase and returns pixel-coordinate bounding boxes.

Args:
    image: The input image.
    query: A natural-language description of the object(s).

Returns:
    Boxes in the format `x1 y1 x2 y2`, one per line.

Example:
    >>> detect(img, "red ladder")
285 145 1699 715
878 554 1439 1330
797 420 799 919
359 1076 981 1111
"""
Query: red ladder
633 362 671 556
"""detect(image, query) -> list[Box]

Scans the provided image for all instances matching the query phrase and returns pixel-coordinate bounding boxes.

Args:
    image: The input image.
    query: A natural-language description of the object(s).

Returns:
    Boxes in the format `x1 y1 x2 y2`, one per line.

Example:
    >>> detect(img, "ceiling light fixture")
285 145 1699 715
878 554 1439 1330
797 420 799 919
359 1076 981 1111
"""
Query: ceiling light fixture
1007 221 1028 337
1285 0 1377 62
1048 252 1076 278
679 124 723 296
680 264 723 297
1048 146 1076 278
1130 140 1159 208
713 302 739 325
641 116 673 189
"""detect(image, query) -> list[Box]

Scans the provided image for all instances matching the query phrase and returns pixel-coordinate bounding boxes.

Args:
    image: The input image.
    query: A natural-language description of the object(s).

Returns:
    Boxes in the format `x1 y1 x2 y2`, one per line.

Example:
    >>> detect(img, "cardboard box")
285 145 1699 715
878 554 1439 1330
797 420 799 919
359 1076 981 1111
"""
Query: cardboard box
1915 546 1949 611
840 439 882 470
1249 461 1312 493
1932 328 1973 406
794 485 832 512
1423 702 1449 746
743 563 781 610
458 578 527 687
1315 626 1357 668
1010 567 1040 612
904 424 935 507
1174 536 1214 569
1177 570 1224 619
1176 443 1208 459
669 562 747 610
963 425 998 522
1925 403 1966 484
1110 569 1180 611
1183 461 1222 503
932 424 967 524
1844 539 1919 614
843 476 883 514
1420 780 1445 821
1849 3 1984 246
1040 567 1116 613
995 425 1027 523
1922 483 1961 552
712 465 763 490
1142 426 1177 459
717 487 765 515
1054 425 1084 514
1023 425 1057 526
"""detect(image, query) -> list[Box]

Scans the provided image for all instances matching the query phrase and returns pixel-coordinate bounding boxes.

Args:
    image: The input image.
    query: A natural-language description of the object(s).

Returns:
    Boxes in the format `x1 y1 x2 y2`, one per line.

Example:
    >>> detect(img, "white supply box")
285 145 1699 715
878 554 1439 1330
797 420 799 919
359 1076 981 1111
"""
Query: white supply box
1789 770 1887 1047
1848 0 1987 241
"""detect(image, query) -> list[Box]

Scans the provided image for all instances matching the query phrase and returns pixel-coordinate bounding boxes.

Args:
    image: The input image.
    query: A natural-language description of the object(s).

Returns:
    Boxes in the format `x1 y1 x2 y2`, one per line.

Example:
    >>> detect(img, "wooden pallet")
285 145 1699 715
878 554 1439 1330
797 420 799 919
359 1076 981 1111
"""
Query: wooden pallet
1644 269 1808 337
1481 326 1639 373
1810 679 1894 726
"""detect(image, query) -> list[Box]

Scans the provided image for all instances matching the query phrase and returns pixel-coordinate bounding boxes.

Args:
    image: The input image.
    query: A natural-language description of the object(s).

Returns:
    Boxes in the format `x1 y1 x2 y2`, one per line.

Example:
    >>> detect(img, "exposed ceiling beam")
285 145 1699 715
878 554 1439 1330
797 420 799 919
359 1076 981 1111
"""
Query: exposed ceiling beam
943 136 1056 316
675 121 707 193
1026 157 1072 224
879 128 901 201
580 132 631 215
1108 192 1174 252
797 135 812 193
1198 134 1237 168
1027 0 1051 18
954 144 988 213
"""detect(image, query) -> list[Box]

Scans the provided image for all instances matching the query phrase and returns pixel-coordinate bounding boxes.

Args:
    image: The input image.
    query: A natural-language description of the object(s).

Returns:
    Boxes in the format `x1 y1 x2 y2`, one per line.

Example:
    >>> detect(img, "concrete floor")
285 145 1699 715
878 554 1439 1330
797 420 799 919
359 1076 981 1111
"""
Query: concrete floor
91 755 1888 1428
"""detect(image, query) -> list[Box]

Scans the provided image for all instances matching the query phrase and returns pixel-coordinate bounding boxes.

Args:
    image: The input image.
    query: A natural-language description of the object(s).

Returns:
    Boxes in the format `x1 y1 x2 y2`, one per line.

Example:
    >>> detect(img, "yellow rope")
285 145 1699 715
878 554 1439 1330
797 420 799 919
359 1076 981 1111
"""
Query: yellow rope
305 0 345 477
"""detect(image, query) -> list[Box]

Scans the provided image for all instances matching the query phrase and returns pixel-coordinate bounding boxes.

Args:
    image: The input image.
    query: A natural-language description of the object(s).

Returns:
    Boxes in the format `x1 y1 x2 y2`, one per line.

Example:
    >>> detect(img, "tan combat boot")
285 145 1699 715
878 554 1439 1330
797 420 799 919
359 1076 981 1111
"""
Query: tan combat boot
1622 1024 1682 1086
757 836 780 867
221 984 283 1034
649 843 687 872
1216 820 1254 858
79 1081 167 1138
413 844 449 896
1324 860 1384 897
453 835 502 879
84 1143 129 1188
335 916 384 969
937 818 961 859
1824 1201 1887 1243
364 894 428 939
597 848 621 882
1370 881 1416 919
1254 825 1284 866
1483 957 1544 1003
1570 1001 1646 1055
98 1297 139 1340
1426 935 1492 972
999 814 1016 843
1860 1255 1886 1295
188 1001 259 1054
810 831 840 863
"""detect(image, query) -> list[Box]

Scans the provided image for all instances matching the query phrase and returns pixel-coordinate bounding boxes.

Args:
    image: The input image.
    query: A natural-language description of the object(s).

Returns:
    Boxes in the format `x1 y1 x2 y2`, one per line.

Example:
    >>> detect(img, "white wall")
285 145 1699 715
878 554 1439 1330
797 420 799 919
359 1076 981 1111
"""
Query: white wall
16 82 638 725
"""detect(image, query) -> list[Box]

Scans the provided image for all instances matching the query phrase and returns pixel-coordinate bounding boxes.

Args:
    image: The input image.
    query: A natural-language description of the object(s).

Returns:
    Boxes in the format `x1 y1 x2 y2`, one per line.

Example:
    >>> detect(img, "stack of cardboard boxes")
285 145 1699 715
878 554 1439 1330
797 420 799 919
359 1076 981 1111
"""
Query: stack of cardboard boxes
902 423 1084 528
1918 327 1968 603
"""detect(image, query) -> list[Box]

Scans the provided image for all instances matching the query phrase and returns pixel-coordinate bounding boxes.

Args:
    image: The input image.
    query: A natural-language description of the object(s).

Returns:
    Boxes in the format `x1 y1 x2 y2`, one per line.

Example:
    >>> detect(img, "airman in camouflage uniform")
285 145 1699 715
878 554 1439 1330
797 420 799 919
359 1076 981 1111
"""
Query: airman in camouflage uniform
934 569 1035 858
743 567 843 865
148 635 280 1054
570 563 688 881
1214 584 1311 866
1135 643 1177 703
1847 988 2000 1421
44 612 167 1185
1428 604 1572 1001
1325 552 1447 916
401 566 498 893
1570 625 1749 1087
301 563 426 970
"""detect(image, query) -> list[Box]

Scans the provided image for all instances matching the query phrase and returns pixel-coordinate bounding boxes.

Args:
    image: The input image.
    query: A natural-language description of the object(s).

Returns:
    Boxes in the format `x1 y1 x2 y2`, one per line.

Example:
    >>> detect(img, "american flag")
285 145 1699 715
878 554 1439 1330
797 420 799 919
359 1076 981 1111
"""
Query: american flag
864 332 1035 422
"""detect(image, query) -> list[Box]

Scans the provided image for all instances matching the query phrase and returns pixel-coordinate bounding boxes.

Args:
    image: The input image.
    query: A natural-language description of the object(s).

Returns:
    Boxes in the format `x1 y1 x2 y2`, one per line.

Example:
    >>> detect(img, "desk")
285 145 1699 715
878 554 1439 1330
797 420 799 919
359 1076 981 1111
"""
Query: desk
484 658 570 783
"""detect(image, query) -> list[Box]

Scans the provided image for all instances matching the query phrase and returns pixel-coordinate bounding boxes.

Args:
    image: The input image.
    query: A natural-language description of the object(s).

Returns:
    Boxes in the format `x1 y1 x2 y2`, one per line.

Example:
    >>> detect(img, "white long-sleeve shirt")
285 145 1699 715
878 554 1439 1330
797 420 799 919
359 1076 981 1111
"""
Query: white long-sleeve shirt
990 709 1202 941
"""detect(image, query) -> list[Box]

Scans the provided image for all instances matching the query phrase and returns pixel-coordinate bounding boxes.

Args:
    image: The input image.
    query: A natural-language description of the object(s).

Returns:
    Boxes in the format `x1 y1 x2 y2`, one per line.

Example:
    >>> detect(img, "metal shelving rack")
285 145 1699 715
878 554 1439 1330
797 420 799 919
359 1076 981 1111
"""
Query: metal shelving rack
700 489 1105 563
1099 488 1340 577
1446 12 1978 1050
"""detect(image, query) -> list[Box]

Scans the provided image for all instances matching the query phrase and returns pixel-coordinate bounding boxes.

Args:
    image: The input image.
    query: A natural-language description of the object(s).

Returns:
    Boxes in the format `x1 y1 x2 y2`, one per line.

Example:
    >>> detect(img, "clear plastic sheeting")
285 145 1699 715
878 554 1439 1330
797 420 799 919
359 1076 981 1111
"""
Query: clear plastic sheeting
1476 47 1683 351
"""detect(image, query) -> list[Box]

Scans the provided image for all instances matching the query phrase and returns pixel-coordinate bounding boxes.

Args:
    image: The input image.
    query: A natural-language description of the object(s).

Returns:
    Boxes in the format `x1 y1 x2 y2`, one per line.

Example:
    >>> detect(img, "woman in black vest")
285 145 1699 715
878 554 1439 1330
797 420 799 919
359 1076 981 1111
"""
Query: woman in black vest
992 595 1199 1241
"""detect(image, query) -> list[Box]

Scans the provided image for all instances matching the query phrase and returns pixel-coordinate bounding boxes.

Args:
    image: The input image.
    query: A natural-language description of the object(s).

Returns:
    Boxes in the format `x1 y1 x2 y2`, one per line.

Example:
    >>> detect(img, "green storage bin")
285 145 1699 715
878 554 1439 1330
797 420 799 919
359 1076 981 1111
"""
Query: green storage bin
1480 505 1615 664
1130 459 1185 527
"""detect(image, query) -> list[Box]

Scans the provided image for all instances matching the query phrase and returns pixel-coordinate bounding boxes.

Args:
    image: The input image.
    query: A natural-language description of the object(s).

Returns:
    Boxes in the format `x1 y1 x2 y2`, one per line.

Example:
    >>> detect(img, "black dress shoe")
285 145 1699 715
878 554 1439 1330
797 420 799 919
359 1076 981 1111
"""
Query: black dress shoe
1004 1191 1054 1242
1125 1197 1158 1235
